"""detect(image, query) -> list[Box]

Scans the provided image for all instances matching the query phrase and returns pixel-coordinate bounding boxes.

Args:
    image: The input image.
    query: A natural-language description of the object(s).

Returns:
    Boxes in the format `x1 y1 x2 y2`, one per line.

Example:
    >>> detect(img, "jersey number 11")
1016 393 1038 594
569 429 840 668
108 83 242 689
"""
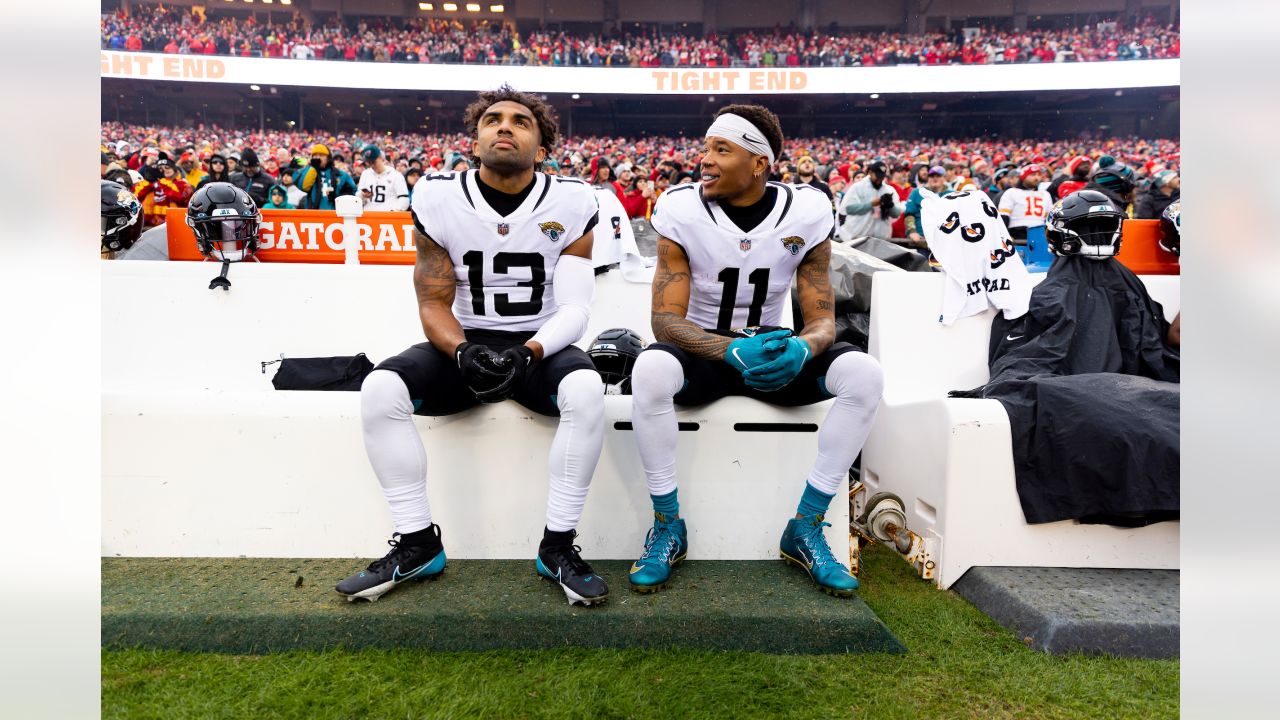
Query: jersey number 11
717 267 770 330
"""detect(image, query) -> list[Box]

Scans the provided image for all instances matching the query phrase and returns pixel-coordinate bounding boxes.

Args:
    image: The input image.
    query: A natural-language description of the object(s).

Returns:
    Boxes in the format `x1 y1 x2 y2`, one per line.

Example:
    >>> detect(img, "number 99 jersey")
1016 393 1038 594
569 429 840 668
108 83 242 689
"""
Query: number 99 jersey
410 170 599 332
649 182 834 331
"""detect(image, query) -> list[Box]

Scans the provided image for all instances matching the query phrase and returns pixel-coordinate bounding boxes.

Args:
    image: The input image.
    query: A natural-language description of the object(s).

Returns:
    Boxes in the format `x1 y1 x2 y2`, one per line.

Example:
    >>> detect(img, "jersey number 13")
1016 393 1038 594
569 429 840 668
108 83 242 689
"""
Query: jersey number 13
461 250 546 316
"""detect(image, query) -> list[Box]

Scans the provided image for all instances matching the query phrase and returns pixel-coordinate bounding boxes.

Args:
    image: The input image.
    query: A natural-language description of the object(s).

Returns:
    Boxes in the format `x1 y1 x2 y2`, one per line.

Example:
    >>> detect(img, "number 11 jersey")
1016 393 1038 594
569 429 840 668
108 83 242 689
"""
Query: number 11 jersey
410 170 599 332
650 182 834 331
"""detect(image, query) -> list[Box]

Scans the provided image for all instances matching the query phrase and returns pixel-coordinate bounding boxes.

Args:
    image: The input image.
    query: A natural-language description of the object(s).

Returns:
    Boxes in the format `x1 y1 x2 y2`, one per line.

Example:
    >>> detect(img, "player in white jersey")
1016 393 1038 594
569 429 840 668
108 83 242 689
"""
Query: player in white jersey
337 86 610 607
357 146 410 212
997 164 1053 243
627 105 884 597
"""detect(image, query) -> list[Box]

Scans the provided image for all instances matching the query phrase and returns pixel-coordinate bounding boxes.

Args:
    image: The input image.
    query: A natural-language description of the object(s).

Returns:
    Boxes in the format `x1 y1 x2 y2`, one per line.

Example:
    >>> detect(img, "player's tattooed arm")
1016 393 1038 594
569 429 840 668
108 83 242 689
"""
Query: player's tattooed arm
795 239 837 356
412 228 467 355
651 237 733 361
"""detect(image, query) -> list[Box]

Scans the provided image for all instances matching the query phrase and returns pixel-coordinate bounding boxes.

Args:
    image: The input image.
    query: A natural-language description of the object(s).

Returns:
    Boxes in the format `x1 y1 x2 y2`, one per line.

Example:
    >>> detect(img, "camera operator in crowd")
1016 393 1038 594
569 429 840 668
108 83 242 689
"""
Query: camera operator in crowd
838 159 904 242
292 143 357 210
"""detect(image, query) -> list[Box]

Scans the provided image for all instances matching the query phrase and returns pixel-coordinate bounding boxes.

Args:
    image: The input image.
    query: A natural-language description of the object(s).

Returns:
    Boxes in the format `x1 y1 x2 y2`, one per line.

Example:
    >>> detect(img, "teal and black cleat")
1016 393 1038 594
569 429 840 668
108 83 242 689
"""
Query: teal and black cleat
779 515 859 597
336 526 447 603
628 513 688 593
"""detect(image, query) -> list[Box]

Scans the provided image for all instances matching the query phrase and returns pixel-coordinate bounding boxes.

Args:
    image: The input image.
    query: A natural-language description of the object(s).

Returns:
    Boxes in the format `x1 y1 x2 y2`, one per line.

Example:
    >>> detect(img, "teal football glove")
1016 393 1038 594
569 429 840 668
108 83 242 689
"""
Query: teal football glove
744 336 811 391
724 329 792 375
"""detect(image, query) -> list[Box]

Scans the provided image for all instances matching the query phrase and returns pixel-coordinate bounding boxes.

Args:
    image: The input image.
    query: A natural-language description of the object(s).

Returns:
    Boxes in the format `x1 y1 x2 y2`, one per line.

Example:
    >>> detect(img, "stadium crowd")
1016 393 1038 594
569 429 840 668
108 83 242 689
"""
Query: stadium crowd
102 5 1179 67
100 121 1179 241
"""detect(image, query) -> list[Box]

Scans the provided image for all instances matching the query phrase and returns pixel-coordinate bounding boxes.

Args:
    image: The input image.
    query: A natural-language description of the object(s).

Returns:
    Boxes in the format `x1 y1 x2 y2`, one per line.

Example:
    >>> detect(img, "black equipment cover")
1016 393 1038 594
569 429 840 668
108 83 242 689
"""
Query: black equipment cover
953 256 1179 526
270 354 375 391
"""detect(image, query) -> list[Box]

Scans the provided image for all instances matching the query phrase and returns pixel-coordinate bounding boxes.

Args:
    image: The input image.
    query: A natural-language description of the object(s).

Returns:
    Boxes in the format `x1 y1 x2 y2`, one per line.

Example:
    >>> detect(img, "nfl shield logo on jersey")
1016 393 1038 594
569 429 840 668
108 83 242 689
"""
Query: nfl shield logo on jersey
496 223 510 236
781 236 806 255
739 238 752 252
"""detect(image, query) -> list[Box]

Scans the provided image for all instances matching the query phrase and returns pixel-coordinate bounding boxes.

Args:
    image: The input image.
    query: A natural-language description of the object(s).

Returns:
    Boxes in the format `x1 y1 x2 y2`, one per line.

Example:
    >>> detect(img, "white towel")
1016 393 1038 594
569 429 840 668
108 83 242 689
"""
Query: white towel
922 190 1032 326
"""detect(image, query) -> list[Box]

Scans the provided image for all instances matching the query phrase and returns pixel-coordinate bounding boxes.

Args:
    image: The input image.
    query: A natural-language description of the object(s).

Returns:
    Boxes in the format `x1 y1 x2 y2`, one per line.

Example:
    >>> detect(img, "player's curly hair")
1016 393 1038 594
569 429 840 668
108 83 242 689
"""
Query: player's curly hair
463 84 560 167
713 104 784 162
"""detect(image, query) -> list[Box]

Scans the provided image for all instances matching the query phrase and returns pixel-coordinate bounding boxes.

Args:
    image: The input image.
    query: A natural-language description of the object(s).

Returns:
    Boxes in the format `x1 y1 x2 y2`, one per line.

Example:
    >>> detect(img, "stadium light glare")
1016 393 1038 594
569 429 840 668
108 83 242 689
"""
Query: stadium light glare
571 93 580 99
249 84 261 91
870 93 880 99
466 3 481 11
490 4 505 11
419 2 433 9
281 0 292 4
263 0 272 4
443 2 457 10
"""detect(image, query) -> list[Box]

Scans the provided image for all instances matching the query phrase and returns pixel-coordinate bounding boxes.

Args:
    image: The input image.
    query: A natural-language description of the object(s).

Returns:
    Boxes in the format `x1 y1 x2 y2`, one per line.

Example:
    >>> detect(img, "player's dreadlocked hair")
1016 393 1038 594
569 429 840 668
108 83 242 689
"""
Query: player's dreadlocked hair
713 104 784 162
463 84 560 168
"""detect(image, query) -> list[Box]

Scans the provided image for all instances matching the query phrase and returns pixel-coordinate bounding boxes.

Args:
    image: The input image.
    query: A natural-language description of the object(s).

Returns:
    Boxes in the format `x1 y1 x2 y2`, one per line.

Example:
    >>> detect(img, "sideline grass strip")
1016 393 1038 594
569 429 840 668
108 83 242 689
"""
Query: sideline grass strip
102 546 1178 719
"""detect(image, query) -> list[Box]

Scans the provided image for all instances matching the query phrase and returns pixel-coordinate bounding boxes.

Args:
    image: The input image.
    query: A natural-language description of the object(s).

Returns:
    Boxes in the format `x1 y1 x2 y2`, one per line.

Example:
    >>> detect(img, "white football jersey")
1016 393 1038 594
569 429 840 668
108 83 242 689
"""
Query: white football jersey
998 187 1053 229
590 186 634 267
411 169 599 331
650 182 834 331
359 166 410 211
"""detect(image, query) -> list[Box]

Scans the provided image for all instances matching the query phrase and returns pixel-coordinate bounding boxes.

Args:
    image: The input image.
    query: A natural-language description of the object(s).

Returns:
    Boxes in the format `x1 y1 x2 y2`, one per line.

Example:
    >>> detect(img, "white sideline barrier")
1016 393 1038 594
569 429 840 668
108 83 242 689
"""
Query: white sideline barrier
862 271 1180 588
102 261 839 560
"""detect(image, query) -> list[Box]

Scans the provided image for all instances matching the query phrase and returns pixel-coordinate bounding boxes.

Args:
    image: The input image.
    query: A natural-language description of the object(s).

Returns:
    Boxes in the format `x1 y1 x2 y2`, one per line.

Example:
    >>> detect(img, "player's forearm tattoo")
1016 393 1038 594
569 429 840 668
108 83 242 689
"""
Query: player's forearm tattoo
654 312 733 360
796 241 836 355
413 229 455 308
651 239 732 360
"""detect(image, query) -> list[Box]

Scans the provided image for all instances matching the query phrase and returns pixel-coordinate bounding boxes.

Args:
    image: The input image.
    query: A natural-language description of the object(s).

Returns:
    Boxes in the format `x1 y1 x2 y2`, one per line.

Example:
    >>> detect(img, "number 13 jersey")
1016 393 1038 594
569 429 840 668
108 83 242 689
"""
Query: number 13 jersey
410 170 599 331
650 182 834 331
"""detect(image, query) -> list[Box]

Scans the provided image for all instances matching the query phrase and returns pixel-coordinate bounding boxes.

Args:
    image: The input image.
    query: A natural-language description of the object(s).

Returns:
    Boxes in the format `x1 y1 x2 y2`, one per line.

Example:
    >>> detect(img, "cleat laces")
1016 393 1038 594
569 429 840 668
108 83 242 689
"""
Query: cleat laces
639 519 680 564
544 544 593 575
798 520 841 570
366 534 417 574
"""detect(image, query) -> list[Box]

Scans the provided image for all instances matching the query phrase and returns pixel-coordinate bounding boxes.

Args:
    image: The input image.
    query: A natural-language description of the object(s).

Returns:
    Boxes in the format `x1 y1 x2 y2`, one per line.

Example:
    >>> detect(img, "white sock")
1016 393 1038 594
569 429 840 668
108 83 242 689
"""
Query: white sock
544 369 606 532
806 352 884 495
630 349 686 497
360 369 432 534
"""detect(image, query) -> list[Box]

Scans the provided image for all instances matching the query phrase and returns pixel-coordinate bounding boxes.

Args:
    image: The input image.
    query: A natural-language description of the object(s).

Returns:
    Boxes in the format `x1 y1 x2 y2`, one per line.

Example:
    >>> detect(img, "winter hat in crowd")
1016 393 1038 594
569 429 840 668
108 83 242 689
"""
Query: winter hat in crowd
309 143 331 156
1019 163 1043 182
240 148 260 167
1067 155 1092 178
1152 170 1178 189
928 165 946 177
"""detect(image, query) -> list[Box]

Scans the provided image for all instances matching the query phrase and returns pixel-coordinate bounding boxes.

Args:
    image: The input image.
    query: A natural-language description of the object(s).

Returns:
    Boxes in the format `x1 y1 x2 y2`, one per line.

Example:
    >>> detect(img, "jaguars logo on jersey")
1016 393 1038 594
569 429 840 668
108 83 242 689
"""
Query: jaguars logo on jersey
781 236 806 256
539 221 566 242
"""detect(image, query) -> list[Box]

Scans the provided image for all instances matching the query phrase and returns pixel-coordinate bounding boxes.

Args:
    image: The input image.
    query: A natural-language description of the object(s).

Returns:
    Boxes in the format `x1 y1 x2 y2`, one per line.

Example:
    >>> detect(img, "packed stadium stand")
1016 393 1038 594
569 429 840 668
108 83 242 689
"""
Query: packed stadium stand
104 2 1178 66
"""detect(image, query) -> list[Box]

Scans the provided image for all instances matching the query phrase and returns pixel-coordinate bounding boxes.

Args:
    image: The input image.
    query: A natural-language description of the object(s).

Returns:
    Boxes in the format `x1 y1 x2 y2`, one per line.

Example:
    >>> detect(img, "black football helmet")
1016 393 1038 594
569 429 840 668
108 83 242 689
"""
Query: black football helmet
1044 189 1124 260
1159 200 1180 257
101 179 143 253
187 182 261 262
588 328 647 394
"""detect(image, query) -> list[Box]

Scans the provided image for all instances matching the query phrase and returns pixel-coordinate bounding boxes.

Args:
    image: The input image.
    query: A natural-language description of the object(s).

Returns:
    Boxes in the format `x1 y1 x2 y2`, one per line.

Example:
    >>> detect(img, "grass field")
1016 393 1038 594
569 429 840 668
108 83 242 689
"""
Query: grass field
102 545 1178 719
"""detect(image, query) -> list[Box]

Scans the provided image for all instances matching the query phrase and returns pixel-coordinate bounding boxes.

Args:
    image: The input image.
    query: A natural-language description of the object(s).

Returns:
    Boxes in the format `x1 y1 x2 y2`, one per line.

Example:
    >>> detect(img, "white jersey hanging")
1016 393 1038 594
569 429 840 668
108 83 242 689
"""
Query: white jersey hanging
923 190 1033 326
410 169 598 332
650 181 834 331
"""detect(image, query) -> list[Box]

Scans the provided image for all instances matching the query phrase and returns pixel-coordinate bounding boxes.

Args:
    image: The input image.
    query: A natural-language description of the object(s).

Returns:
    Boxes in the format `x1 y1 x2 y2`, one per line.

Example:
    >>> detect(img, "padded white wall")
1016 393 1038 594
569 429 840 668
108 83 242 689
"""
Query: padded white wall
102 261 841 561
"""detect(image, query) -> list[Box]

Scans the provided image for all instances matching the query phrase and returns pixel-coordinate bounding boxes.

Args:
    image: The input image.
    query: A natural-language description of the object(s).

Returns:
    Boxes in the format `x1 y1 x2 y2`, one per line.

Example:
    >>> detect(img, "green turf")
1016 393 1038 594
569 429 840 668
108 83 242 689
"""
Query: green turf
101 546 1178 719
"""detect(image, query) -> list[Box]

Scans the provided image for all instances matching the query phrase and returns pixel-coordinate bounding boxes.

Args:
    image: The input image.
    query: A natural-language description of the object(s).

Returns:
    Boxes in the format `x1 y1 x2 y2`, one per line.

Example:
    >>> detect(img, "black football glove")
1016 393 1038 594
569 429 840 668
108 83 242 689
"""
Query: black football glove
471 345 535 403
456 342 511 402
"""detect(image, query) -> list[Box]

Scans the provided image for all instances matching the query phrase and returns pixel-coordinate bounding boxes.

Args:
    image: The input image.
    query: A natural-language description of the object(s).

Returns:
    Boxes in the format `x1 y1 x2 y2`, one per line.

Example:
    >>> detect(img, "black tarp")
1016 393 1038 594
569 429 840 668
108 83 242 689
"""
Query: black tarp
793 237 934 350
952 256 1180 526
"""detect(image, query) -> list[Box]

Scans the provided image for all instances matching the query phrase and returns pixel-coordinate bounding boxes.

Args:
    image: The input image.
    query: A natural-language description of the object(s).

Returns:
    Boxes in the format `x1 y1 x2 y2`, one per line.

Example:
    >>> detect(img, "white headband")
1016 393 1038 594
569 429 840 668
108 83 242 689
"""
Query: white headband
705 113 776 166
